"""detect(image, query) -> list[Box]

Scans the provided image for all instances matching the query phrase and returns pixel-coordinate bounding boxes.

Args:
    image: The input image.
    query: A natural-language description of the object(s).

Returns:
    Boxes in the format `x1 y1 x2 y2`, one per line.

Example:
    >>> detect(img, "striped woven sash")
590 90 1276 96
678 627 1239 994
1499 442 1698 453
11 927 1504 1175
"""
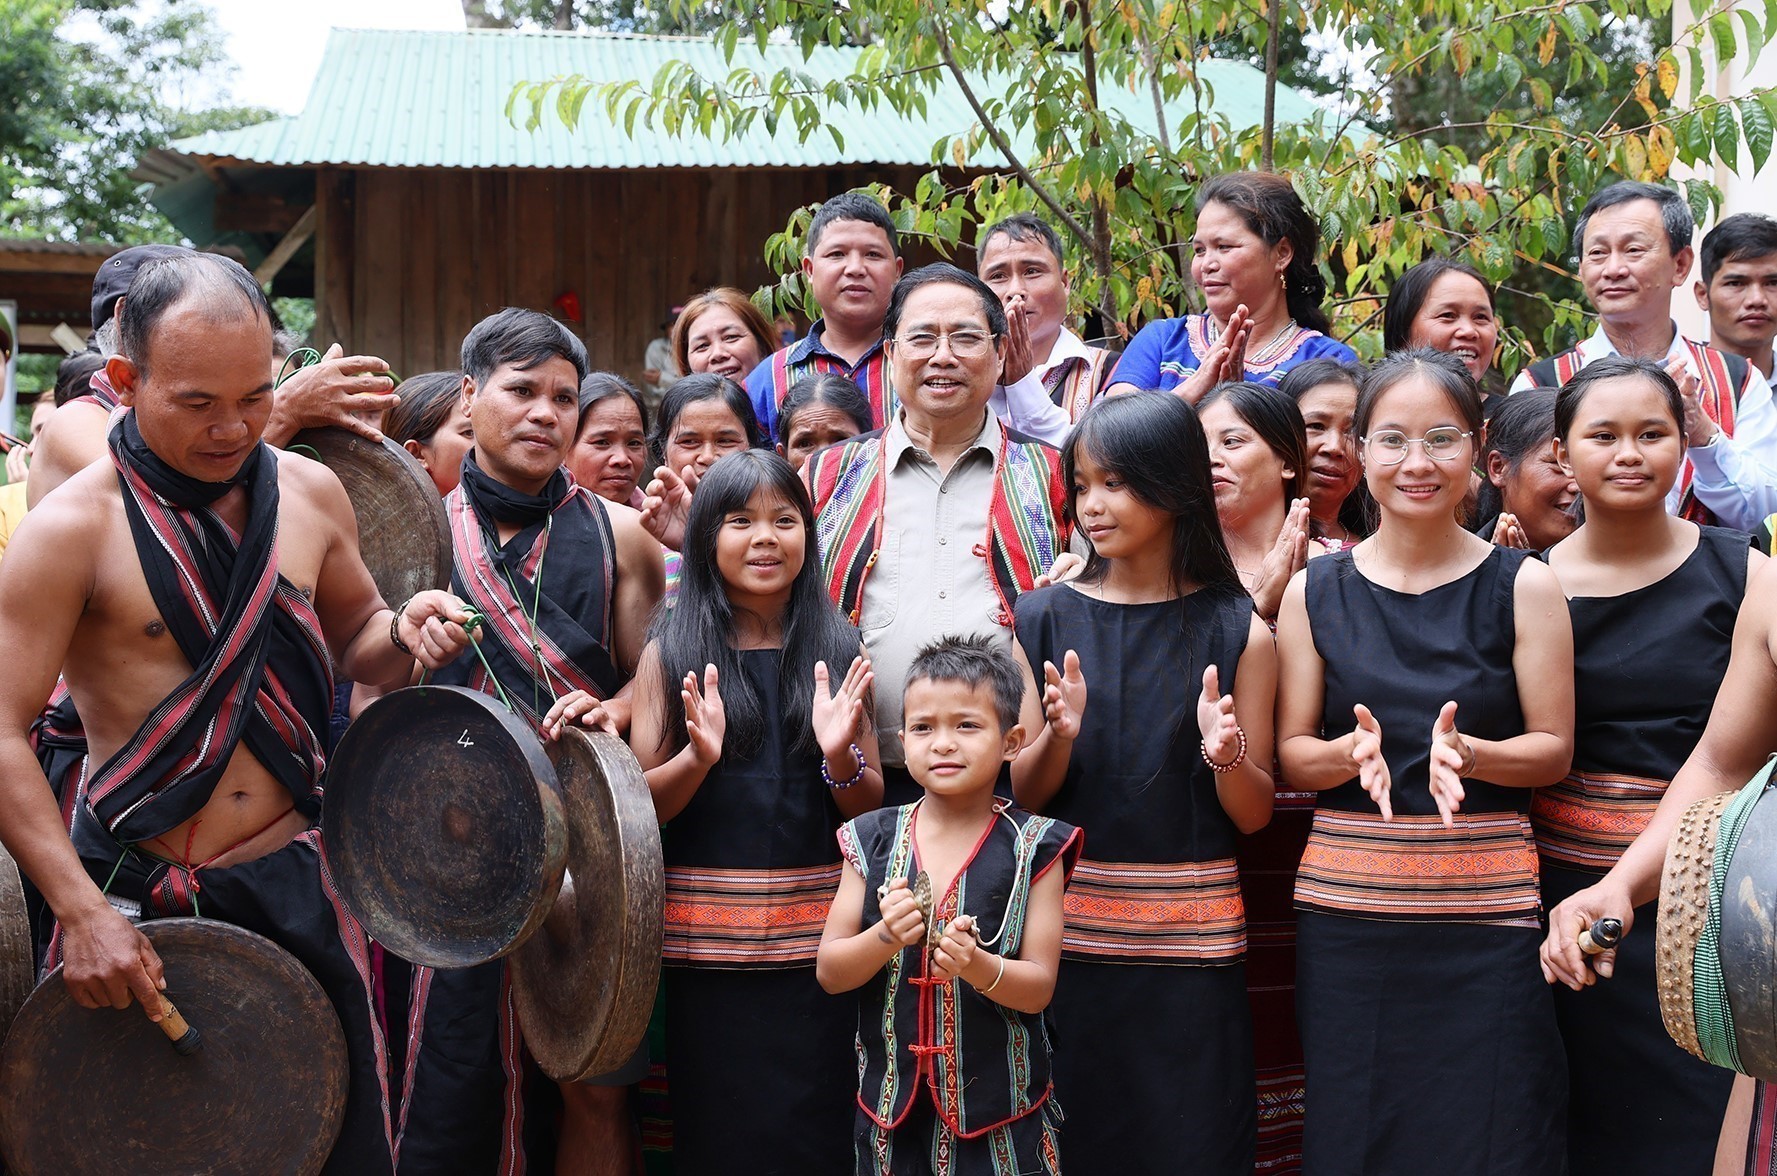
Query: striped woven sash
1062 857 1246 962
1531 770 1667 873
1294 809 1541 923
661 862 842 966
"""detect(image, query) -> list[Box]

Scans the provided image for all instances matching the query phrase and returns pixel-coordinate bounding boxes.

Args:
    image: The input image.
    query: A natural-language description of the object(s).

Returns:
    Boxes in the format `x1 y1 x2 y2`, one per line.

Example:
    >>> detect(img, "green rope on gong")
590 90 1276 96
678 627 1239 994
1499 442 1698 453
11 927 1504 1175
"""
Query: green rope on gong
1693 753 1777 1074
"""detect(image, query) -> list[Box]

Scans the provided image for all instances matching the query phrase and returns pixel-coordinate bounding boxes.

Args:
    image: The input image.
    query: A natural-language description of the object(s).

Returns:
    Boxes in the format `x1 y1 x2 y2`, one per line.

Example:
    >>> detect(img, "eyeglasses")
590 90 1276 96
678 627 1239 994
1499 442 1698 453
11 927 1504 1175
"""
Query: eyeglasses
893 330 996 360
1362 428 1472 465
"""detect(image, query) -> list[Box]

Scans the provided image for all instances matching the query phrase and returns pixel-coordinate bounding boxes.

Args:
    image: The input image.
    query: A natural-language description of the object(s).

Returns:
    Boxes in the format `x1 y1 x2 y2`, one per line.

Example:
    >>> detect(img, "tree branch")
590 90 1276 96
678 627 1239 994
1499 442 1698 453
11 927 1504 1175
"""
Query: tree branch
931 20 1095 254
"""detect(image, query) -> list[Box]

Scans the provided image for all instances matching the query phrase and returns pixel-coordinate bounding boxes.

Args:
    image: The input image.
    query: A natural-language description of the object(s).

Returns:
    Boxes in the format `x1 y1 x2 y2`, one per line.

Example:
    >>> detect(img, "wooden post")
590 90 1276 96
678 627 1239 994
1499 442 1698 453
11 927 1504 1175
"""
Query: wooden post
314 168 356 351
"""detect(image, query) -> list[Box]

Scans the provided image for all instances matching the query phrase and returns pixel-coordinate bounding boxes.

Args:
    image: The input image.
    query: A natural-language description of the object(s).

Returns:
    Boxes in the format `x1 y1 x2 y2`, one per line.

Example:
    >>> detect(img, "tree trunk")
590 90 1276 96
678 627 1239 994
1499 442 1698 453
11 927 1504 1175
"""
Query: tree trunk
553 0 575 29
1262 0 1281 170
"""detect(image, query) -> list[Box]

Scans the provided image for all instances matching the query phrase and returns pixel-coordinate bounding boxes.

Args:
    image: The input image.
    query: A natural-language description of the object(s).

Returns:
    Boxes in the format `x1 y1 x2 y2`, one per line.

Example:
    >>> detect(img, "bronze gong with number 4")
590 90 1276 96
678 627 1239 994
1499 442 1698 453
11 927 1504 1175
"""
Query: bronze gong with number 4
324 685 664 1081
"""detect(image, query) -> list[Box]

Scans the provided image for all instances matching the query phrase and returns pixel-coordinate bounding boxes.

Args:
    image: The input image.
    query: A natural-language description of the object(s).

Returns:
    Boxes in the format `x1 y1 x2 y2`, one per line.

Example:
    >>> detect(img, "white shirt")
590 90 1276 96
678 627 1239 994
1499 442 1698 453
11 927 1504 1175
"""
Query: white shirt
988 326 1099 446
1509 323 1777 531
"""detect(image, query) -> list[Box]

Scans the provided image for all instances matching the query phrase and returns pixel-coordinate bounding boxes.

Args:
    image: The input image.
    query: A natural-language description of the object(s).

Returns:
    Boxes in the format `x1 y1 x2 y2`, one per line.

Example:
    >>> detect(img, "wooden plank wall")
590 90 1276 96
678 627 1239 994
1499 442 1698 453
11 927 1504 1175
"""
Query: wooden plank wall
315 164 932 383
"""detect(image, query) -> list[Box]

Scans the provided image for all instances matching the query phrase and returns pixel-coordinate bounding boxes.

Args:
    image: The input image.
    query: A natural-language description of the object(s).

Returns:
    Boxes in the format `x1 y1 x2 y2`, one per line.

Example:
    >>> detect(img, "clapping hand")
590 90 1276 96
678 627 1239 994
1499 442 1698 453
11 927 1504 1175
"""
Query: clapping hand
812 656 874 761
1040 651 1087 740
1249 498 1312 621
1351 703 1393 820
682 664 726 766
1177 304 1252 405
1197 665 1241 765
640 464 697 552
1427 700 1469 828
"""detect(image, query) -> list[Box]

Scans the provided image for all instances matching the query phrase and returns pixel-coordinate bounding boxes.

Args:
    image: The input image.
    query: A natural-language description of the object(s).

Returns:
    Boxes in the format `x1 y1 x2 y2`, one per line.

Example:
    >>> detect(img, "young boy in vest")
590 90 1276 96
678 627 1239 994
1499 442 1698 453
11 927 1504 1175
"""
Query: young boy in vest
818 635 1081 1174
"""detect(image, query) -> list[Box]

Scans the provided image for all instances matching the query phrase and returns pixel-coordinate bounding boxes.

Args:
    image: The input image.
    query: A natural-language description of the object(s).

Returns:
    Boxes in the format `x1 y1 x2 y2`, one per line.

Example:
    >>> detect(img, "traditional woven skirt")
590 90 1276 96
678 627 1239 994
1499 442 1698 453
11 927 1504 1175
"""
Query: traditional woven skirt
663 965 855 1175
1544 862 1733 1176
1296 912 1566 1176
1049 959 1255 1175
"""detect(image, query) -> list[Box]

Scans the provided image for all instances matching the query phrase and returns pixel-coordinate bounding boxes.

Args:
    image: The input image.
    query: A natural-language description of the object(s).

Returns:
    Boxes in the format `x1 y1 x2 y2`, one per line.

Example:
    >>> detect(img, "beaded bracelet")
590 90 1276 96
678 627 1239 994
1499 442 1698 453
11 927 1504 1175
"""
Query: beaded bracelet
823 742 866 789
1201 727 1248 774
389 595 417 655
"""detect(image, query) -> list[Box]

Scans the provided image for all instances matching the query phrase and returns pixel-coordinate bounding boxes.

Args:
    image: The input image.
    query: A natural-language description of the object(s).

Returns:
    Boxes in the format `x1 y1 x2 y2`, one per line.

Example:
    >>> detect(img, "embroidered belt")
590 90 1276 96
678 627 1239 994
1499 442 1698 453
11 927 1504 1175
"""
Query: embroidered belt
662 862 841 965
1531 770 1666 873
1061 857 1246 962
1293 809 1541 923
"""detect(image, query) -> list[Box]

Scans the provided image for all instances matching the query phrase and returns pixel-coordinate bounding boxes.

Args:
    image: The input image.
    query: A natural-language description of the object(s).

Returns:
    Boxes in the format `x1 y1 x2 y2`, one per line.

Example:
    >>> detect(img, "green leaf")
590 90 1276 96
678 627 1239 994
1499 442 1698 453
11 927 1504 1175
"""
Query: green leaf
1744 96 1775 170
1715 100 1741 171
1742 8 1768 67
1711 13 1739 63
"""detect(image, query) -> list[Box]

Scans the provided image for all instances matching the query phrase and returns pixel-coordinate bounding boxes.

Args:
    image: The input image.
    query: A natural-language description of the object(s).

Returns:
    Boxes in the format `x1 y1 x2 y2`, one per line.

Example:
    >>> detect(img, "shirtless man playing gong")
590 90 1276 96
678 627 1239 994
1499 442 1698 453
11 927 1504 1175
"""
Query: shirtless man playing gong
0 251 473 1174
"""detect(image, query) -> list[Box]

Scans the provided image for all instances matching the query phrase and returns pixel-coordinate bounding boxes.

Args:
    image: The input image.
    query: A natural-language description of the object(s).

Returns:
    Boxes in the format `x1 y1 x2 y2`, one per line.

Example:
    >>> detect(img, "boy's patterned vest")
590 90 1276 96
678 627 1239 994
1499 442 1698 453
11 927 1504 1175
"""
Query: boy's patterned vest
837 803 1082 1136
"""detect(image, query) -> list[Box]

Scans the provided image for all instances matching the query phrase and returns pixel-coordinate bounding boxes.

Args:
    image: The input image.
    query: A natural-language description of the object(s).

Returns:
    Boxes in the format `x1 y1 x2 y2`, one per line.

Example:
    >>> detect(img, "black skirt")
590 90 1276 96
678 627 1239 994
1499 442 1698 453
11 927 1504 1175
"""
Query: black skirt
1544 863 1733 1176
1049 959 1255 1175
1296 912 1566 1176
663 965 856 1175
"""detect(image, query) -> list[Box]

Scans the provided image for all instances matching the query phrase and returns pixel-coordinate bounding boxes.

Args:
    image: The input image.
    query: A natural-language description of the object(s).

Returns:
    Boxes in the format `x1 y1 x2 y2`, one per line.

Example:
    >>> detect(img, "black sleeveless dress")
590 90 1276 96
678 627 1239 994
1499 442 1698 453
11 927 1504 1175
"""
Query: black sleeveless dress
659 647 857 1174
1295 546 1566 1176
1538 525 1745 1176
1015 583 1257 1175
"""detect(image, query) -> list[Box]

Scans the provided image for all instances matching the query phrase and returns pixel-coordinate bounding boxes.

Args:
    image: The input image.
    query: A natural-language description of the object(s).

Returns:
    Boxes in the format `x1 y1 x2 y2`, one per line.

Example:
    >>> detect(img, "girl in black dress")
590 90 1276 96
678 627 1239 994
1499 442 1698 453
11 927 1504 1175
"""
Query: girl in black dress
1275 349 1574 1175
1538 356 1759 1175
1013 392 1276 1174
628 449 882 1174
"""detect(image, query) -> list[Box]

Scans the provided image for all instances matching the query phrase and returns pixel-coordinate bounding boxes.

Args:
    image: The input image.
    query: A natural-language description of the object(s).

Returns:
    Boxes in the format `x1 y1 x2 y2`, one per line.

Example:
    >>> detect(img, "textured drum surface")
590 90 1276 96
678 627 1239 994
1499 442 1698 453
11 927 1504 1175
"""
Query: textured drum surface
1658 791 1735 1062
289 427 451 608
0 919 346 1176
323 686 567 968
511 729 664 1081
1721 780 1777 1080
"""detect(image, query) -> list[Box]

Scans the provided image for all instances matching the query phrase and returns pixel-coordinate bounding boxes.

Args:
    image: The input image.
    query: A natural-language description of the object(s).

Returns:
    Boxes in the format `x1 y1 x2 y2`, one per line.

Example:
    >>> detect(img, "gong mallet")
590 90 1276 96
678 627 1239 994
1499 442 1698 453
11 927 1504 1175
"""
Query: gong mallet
1577 917 1624 957
147 991 202 1055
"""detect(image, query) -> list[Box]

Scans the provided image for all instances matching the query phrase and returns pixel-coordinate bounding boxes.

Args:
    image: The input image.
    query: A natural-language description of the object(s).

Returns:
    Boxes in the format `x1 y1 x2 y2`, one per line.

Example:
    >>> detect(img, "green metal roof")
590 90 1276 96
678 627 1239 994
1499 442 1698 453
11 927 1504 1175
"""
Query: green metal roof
153 28 1336 171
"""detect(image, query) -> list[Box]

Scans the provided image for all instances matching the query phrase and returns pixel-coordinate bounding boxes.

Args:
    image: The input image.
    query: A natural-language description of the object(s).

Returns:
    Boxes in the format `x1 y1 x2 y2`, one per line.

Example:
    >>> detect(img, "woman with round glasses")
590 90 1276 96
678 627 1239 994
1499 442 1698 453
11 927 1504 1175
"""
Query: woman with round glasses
1275 348 1574 1174
1106 172 1357 403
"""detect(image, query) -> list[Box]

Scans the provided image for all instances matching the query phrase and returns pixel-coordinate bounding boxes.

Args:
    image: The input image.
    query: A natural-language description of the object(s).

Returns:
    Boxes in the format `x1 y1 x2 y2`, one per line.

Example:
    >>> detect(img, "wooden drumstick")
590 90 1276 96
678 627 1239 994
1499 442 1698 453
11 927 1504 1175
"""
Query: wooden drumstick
1577 917 1623 957
150 992 201 1055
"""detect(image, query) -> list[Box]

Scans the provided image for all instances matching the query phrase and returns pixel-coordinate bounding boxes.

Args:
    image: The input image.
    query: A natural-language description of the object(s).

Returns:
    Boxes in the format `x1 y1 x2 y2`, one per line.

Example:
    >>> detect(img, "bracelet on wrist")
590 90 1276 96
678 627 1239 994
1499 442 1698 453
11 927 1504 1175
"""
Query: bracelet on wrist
389 595 418 655
822 742 866 789
1201 727 1248 774
1457 738 1477 779
978 954 1007 995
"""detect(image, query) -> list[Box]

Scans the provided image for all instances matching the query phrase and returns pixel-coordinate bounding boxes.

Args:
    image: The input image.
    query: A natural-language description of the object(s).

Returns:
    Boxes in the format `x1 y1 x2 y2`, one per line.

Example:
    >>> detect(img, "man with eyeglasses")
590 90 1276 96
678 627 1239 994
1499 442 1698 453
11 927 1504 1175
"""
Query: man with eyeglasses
1508 181 1777 530
803 263 1073 805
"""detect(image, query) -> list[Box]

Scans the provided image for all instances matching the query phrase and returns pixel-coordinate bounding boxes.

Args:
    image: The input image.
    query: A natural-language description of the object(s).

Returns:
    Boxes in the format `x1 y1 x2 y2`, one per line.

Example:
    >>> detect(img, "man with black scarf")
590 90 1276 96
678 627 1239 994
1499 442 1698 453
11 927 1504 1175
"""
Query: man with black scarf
0 251 477 1173
398 307 664 1175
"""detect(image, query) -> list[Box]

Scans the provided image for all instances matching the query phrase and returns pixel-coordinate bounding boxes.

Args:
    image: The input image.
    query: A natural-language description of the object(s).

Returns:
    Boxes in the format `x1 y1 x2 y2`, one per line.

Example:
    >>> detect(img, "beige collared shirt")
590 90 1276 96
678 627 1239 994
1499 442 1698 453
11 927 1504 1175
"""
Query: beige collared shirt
860 409 1008 766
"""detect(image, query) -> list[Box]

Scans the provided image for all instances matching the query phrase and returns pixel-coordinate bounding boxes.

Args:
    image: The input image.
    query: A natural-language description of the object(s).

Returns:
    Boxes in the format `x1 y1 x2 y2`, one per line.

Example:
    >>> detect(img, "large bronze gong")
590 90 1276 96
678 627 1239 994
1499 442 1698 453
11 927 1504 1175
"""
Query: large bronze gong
0 843 34 1036
0 919 347 1175
323 685 568 968
290 427 451 608
511 728 663 1081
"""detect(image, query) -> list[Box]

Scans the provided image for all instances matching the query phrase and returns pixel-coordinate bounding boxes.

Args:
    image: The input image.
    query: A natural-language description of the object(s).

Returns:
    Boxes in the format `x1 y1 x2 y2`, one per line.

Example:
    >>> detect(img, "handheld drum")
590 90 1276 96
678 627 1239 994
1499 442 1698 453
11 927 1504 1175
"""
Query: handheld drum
1657 755 1777 1080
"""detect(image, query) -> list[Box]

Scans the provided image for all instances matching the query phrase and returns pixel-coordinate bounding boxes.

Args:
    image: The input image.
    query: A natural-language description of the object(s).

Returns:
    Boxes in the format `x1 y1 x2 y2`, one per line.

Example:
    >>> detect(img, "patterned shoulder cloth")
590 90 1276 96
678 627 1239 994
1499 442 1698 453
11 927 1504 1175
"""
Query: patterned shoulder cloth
803 427 1070 627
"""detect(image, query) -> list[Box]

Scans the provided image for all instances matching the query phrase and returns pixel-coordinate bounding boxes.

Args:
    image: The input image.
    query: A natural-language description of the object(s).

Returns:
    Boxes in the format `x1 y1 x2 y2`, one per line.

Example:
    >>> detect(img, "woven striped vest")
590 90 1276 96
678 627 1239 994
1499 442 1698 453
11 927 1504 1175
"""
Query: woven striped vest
804 427 1071 627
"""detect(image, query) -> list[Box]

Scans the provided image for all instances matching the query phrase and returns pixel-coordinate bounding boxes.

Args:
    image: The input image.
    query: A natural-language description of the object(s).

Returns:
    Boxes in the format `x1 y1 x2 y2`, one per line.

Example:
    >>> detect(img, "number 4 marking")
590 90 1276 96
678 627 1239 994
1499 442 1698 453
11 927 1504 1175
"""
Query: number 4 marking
457 730 474 748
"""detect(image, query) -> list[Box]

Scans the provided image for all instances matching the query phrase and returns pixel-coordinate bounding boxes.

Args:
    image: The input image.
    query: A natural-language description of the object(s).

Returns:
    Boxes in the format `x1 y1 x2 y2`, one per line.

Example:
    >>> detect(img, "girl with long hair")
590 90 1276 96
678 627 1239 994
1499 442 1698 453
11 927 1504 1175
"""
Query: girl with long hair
1106 172 1357 401
1276 349 1574 1174
1012 392 1276 1174
1535 357 1756 1175
628 449 882 1173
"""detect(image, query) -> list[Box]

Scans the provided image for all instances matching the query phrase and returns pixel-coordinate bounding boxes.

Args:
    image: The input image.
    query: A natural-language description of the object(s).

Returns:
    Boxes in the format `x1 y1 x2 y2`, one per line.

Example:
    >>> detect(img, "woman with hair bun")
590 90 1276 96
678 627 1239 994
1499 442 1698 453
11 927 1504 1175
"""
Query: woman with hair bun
1106 172 1357 402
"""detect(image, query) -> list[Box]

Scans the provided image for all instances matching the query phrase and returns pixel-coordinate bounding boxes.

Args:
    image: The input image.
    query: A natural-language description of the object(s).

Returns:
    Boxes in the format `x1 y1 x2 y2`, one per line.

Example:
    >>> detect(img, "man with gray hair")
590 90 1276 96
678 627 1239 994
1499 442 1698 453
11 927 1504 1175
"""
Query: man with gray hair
1509 181 1777 529
28 244 402 507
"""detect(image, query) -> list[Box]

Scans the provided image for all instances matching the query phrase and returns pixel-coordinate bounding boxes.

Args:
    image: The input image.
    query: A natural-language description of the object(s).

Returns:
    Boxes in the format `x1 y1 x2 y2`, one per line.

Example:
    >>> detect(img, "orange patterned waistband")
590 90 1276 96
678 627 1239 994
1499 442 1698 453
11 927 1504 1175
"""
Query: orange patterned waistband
663 862 841 966
1062 857 1245 962
1531 771 1666 873
1294 809 1541 923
